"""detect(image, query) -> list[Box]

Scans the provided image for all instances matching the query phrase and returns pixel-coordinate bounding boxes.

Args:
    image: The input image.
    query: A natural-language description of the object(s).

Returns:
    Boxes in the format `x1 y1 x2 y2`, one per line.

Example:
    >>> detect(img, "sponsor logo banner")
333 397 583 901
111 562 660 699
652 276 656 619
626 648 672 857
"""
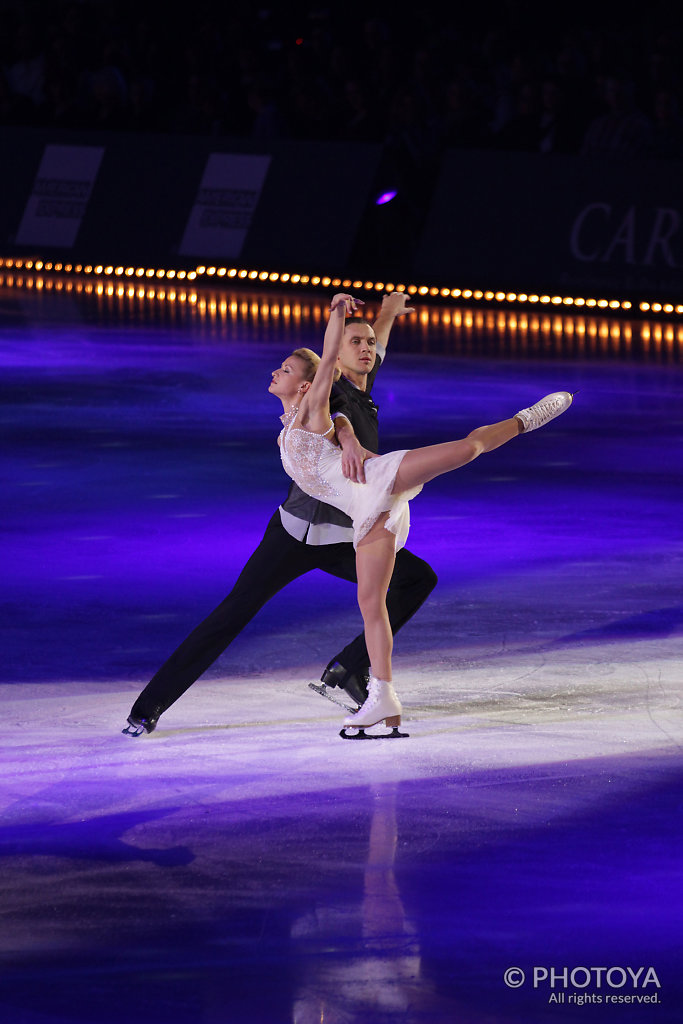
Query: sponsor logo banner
180 153 271 258
16 145 104 248
416 150 683 295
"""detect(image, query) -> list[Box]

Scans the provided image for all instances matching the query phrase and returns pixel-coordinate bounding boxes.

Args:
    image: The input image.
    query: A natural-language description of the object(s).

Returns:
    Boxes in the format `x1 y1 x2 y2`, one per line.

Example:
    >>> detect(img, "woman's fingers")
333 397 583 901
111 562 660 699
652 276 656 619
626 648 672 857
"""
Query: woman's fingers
330 293 364 312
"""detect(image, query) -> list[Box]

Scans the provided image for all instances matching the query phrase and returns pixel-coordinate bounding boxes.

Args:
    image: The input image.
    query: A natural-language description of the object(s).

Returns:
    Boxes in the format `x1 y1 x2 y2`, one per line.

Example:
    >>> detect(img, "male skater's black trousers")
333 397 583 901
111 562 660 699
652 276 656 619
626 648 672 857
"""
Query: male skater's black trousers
131 511 437 717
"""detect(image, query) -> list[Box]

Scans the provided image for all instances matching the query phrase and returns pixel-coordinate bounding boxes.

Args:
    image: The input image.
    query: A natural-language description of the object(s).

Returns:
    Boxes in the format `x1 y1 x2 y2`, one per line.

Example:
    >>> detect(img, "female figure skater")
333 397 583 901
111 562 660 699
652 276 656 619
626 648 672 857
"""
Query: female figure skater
269 294 573 734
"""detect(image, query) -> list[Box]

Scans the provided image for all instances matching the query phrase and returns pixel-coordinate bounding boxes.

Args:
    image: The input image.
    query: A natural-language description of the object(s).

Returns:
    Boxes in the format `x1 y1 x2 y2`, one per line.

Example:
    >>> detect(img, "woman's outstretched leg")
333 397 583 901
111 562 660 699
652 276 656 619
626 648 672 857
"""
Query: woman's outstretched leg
392 392 572 494
392 417 520 493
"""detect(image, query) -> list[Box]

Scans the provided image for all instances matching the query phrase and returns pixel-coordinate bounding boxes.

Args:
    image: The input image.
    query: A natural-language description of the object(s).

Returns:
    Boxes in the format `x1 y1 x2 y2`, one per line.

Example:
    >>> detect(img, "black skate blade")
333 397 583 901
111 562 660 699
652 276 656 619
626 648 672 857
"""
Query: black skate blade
308 682 358 714
121 722 145 736
339 726 409 740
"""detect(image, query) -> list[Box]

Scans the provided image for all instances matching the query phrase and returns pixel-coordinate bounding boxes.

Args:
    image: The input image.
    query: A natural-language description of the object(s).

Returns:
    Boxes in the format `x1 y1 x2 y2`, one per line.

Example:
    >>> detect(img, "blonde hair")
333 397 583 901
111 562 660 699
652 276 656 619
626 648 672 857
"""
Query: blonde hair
291 347 341 382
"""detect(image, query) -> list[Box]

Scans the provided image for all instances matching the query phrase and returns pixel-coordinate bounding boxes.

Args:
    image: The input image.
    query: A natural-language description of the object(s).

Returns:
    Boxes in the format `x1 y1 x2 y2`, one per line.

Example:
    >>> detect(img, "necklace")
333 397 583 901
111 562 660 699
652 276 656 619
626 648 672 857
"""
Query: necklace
281 402 300 425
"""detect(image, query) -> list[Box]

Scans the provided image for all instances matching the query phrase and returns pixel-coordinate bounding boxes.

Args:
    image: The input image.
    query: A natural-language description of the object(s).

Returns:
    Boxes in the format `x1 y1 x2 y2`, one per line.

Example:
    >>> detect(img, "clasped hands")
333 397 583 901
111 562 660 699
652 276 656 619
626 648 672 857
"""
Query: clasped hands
330 293 363 315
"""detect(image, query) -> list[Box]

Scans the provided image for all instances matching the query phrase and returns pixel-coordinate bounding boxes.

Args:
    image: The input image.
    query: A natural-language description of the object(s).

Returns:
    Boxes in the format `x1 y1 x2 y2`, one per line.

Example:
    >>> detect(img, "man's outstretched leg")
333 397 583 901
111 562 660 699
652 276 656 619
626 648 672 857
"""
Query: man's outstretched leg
124 513 318 735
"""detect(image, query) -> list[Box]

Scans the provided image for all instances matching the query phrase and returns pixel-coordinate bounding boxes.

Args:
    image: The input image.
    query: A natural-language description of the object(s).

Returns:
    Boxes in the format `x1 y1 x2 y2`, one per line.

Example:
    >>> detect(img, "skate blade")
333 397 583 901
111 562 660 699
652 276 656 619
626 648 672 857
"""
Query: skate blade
339 726 409 740
308 682 358 714
121 721 145 737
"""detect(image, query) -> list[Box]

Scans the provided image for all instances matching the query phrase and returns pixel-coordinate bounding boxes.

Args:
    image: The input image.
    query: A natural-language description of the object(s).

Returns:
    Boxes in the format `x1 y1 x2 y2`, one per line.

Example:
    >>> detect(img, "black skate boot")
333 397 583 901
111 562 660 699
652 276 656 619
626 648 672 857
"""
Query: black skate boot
122 704 163 736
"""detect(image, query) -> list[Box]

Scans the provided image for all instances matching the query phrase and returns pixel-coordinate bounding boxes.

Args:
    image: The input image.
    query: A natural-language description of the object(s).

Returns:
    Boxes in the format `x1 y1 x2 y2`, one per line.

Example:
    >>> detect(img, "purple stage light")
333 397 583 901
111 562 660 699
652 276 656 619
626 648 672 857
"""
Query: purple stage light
375 190 398 205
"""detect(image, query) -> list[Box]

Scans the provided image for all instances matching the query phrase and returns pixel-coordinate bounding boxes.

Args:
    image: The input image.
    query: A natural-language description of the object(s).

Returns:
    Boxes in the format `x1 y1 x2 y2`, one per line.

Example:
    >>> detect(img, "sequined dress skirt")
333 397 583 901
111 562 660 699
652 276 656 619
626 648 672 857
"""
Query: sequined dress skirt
344 448 422 549
280 424 422 551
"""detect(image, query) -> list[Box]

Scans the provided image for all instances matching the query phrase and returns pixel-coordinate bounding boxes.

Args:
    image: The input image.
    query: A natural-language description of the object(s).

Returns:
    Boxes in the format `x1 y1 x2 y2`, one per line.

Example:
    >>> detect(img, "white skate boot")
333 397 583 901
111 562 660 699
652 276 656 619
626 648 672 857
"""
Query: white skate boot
340 677 408 740
515 391 573 432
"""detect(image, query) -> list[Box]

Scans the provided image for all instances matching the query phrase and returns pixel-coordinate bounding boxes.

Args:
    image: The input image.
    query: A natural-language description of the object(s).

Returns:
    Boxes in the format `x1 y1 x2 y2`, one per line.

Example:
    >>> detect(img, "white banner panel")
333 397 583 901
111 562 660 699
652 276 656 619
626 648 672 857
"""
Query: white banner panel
16 145 104 248
180 153 271 258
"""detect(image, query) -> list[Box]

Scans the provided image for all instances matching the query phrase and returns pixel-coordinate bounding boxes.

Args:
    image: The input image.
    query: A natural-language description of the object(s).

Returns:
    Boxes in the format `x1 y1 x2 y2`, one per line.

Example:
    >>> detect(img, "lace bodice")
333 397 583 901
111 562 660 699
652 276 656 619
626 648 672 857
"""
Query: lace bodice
279 409 341 503
277 406 422 551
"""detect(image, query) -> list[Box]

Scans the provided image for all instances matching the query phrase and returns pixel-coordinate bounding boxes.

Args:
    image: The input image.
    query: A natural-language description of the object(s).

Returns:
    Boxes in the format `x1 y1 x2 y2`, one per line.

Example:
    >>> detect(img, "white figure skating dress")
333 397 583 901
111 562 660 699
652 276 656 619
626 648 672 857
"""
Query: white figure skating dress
279 409 423 550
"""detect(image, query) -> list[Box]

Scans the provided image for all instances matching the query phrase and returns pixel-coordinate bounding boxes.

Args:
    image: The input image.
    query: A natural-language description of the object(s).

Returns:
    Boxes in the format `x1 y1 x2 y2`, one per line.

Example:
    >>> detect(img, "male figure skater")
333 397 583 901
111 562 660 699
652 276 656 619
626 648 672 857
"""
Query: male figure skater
123 292 437 735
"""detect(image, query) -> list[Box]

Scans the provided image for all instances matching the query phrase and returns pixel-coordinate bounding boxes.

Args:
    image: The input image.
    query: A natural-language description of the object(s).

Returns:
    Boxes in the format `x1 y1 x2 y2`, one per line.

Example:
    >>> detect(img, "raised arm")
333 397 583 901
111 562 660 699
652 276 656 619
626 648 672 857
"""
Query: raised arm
372 291 415 353
303 294 361 426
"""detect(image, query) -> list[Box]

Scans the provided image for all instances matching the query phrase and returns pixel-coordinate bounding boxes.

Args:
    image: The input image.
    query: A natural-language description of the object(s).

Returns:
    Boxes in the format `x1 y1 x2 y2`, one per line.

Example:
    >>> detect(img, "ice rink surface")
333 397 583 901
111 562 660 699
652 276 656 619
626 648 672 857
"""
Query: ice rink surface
1 284 682 1022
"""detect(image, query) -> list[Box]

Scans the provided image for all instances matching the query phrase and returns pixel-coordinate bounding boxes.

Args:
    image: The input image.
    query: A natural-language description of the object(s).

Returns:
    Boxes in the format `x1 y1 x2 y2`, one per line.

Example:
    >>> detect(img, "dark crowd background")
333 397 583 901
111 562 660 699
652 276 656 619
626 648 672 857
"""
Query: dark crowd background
2 0 683 162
